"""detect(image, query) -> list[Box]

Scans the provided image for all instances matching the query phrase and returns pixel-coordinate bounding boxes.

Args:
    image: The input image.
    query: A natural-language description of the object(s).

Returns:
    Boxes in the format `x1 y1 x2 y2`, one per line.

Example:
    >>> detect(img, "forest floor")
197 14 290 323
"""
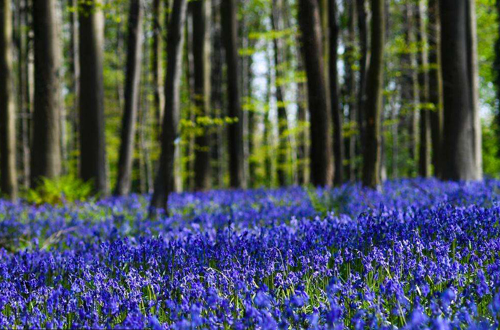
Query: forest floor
1 179 500 328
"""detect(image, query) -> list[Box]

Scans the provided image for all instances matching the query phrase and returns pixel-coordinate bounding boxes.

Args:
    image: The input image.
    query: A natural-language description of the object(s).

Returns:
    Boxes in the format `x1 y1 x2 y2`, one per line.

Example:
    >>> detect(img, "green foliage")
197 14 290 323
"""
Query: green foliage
306 186 350 218
24 176 94 205
483 122 500 178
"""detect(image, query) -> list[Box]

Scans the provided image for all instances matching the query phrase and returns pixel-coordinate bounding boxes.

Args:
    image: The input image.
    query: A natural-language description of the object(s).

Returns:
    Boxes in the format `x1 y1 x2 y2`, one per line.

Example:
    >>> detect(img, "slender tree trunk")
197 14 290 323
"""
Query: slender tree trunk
152 0 166 135
400 2 419 177
114 0 144 196
192 0 212 191
31 0 62 186
439 0 478 181
362 0 385 189
417 0 431 178
264 48 274 186
272 0 289 187
221 0 245 188
68 0 79 176
211 0 223 188
428 0 443 178
0 0 18 200
329 0 343 185
16 0 30 188
246 43 257 185
79 0 108 195
466 0 482 180
150 0 188 212
356 0 368 153
345 0 357 182
298 0 333 187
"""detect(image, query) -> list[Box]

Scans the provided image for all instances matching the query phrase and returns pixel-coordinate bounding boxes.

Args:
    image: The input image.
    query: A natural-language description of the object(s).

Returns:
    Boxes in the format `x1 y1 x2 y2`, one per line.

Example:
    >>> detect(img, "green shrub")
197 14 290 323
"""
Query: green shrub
24 176 94 205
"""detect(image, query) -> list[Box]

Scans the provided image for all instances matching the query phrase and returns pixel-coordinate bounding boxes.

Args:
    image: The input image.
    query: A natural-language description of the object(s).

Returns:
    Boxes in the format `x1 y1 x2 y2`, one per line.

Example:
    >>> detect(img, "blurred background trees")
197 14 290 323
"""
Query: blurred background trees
0 0 498 209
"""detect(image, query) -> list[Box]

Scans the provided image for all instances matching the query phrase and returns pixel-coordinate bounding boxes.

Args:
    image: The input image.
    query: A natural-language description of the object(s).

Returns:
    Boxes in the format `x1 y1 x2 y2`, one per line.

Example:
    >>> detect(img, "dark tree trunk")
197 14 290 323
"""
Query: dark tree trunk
439 0 478 181
329 0 343 186
400 2 418 177
150 0 188 213
114 0 144 196
362 0 385 189
211 0 224 188
152 0 166 136
355 0 368 151
221 0 245 188
0 0 18 200
192 0 212 191
16 0 30 188
345 0 357 182
31 0 62 186
79 0 108 195
297 0 333 187
416 0 431 178
428 0 443 178
272 0 289 187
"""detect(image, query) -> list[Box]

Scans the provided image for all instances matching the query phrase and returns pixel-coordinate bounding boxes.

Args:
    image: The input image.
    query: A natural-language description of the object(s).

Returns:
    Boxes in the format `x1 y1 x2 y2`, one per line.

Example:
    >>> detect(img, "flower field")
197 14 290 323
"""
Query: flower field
1 179 500 329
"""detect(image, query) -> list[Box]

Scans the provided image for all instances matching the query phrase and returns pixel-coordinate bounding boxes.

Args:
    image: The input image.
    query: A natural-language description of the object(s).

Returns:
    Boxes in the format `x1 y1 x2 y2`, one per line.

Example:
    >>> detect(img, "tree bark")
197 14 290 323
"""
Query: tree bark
211 0 224 188
362 0 385 189
192 0 212 191
439 0 478 181
16 0 30 188
79 0 108 195
150 0 188 212
272 0 289 187
355 0 368 152
114 0 144 196
152 0 166 135
68 0 79 175
31 0 62 186
466 0 482 180
345 0 357 182
417 0 431 178
0 0 18 200
221 0 245 188
329 0 343 185
428 0 443 178
298 0 333 187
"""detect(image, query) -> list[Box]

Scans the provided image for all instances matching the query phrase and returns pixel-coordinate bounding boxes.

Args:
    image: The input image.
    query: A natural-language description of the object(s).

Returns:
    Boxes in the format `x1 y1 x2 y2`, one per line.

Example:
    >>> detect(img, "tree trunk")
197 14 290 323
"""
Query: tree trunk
428 0 443 178
79 0 108 195
150 0 188 212
298 0 333 187
417 0 431 178
329 0 343 186
362 0 385 189
345 0 357 182
355 0 368 152
211 0 223 188
221 0 245 188
152 0 166 135
114 0 144 196
466 0 482 180
400 2 419 177
272 0 289 187
68 0 79 176
439 0 478 181
31 0 62 186
0 0 18 200
17 0 30 188
192 0 212 191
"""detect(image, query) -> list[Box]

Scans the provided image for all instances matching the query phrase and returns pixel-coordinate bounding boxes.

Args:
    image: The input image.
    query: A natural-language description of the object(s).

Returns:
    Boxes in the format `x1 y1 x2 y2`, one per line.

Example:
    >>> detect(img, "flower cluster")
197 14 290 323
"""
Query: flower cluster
1 179 500 329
